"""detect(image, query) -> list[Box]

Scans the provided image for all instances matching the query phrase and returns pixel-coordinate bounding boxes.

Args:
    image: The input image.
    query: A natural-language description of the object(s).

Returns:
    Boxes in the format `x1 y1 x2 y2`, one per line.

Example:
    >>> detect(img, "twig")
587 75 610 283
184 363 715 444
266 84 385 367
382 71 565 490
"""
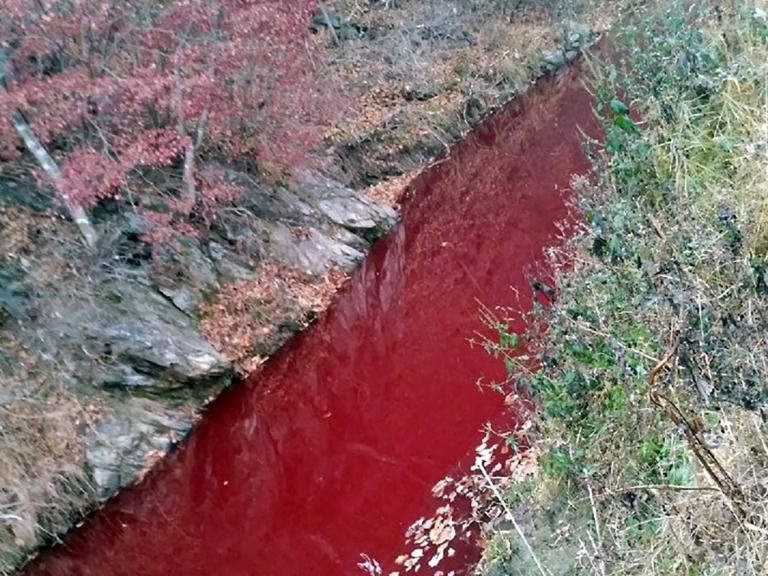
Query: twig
477 460 550 576
586 530 607 576
617 484 721 493
318 2 340 46
588 483 604 550
745 522 768 537
647 212 668 242
647 333 749 519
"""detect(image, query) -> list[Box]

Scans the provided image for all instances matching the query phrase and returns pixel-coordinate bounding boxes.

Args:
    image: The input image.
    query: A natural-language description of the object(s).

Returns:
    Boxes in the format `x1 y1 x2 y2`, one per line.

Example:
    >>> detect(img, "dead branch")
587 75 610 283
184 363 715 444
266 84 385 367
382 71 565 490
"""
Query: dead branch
647 334 749 519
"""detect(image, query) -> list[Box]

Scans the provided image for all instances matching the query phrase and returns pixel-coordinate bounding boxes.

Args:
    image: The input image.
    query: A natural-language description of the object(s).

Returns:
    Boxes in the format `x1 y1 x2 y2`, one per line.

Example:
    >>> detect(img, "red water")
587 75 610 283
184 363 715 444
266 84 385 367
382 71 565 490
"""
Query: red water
28 65 597 576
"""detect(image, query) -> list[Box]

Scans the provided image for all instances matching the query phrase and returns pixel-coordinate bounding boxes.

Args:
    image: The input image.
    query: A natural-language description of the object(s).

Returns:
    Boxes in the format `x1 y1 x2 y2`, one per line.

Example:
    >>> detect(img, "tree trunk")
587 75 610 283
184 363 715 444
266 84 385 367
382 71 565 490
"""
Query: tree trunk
181 109 209 210
318 2 340 46
9 109 98 248
1 51 97 248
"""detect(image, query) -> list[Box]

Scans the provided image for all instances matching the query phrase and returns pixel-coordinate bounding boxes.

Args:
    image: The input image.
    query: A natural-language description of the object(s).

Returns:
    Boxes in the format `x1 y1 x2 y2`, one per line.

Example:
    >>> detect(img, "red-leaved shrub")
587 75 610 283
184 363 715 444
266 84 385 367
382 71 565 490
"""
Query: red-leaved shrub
1 0 335 242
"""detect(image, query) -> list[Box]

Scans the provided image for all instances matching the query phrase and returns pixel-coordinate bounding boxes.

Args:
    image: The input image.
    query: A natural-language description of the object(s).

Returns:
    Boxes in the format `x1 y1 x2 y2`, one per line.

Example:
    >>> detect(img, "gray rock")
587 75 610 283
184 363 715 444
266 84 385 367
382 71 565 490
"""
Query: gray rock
0 258 30 322
211 168 396 275
158 284 201 316
563 21 594 51
85 398 194 500
541 22 594 73
99 364 159 389
59 281 232 391
208 241 258 281
541 49 567 71
99 319 228 383
318 196 379 229
263 221 366 275
464 96 485 126
295 169 398 235
0 179 52 212
152 237 219 316
404 85 439 102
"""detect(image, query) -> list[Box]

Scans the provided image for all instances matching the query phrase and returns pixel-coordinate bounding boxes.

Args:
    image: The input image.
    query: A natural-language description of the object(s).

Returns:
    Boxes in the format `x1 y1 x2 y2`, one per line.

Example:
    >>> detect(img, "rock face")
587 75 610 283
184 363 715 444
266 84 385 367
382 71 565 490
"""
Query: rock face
296 169 396 236
74 169 393 500
541 21 595 72
85 398 195 500
74 281 232 390
0 258 29 323
214 168 397 275
0 167 398 566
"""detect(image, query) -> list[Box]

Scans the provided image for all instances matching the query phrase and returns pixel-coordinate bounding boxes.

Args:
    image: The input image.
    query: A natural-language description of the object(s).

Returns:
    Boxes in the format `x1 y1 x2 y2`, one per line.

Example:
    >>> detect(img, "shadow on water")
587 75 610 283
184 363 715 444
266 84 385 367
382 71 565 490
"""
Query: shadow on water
27 62 599 576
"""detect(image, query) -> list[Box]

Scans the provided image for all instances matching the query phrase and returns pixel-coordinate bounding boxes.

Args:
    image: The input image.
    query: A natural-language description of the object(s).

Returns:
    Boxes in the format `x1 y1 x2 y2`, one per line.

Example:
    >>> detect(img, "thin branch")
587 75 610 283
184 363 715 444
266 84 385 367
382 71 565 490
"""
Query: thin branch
182 109 209 206
646 333 748 518
587 483 604 551
477 460 550 576
318 2 340 46
616 484 721 493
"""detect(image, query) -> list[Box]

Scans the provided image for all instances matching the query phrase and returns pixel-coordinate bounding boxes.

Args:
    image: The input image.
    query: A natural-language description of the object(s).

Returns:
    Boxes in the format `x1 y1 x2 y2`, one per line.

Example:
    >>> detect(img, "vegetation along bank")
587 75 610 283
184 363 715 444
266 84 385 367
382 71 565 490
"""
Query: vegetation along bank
476 2 768 575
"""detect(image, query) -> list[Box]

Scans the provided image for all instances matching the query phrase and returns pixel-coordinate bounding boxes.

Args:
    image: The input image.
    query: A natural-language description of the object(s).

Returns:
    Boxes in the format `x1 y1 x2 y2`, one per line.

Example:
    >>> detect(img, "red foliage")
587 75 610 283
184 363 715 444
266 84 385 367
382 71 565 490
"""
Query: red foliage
58 148 128 207
141 210 199 250
0 0 335 234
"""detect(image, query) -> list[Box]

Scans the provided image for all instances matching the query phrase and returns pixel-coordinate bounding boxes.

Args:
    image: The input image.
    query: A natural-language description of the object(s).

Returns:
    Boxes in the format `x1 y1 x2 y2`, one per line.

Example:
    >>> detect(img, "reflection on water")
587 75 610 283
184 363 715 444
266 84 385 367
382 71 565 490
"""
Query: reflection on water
28 64 597 576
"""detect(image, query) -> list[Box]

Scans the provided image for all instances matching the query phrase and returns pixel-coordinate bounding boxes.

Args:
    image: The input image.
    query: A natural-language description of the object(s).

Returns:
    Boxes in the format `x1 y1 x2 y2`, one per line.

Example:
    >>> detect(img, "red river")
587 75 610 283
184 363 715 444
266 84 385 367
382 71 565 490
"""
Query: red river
27 64 597 576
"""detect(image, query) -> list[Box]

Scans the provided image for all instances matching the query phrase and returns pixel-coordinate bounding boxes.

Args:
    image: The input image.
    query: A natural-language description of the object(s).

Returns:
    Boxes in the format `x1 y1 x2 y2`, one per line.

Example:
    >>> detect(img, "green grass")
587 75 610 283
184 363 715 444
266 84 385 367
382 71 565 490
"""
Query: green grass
476 2 768 574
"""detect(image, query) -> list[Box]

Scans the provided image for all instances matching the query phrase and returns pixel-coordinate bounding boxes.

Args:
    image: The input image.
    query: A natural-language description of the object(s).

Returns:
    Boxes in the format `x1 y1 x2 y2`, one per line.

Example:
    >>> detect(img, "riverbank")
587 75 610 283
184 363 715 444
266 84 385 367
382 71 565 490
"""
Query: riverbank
0 2 612 573
476 2 768 574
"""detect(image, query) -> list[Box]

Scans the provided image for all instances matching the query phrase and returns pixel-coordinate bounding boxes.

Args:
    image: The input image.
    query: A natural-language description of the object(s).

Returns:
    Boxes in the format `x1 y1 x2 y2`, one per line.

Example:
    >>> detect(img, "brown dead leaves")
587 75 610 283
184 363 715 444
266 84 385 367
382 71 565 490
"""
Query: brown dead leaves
199 262 348 373
364 171 418 207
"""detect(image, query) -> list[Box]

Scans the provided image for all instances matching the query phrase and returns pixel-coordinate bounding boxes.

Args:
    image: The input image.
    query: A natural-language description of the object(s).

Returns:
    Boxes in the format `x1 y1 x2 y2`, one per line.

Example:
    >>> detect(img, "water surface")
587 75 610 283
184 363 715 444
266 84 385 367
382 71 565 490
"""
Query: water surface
29 64 597 576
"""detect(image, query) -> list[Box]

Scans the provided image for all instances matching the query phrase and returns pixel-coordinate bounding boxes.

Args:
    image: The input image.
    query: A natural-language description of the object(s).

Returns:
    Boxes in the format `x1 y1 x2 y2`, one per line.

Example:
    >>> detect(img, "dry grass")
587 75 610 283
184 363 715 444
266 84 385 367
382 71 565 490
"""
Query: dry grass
322 0 622 187
0 195 101 572
0 332 97 573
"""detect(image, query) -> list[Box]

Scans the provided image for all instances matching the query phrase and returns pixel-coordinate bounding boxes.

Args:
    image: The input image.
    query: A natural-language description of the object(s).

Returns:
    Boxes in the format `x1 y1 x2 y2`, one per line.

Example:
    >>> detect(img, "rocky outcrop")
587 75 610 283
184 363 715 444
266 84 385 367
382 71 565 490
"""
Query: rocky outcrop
85 397 195 500
541 21 596 72
67 281 232 391
0 167 396 572
72 169 393 500
214 168 396 275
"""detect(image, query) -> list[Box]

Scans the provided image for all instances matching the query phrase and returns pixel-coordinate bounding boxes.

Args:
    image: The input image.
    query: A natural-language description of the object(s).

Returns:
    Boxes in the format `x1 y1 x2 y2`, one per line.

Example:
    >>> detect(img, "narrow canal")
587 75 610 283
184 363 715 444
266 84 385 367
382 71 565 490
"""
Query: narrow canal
28 64 597 576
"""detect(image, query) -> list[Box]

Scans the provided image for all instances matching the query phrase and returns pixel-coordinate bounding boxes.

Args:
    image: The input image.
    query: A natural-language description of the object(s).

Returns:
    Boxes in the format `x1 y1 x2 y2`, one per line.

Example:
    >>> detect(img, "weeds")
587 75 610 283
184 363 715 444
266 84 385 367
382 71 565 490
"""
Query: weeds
477 2 768 574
